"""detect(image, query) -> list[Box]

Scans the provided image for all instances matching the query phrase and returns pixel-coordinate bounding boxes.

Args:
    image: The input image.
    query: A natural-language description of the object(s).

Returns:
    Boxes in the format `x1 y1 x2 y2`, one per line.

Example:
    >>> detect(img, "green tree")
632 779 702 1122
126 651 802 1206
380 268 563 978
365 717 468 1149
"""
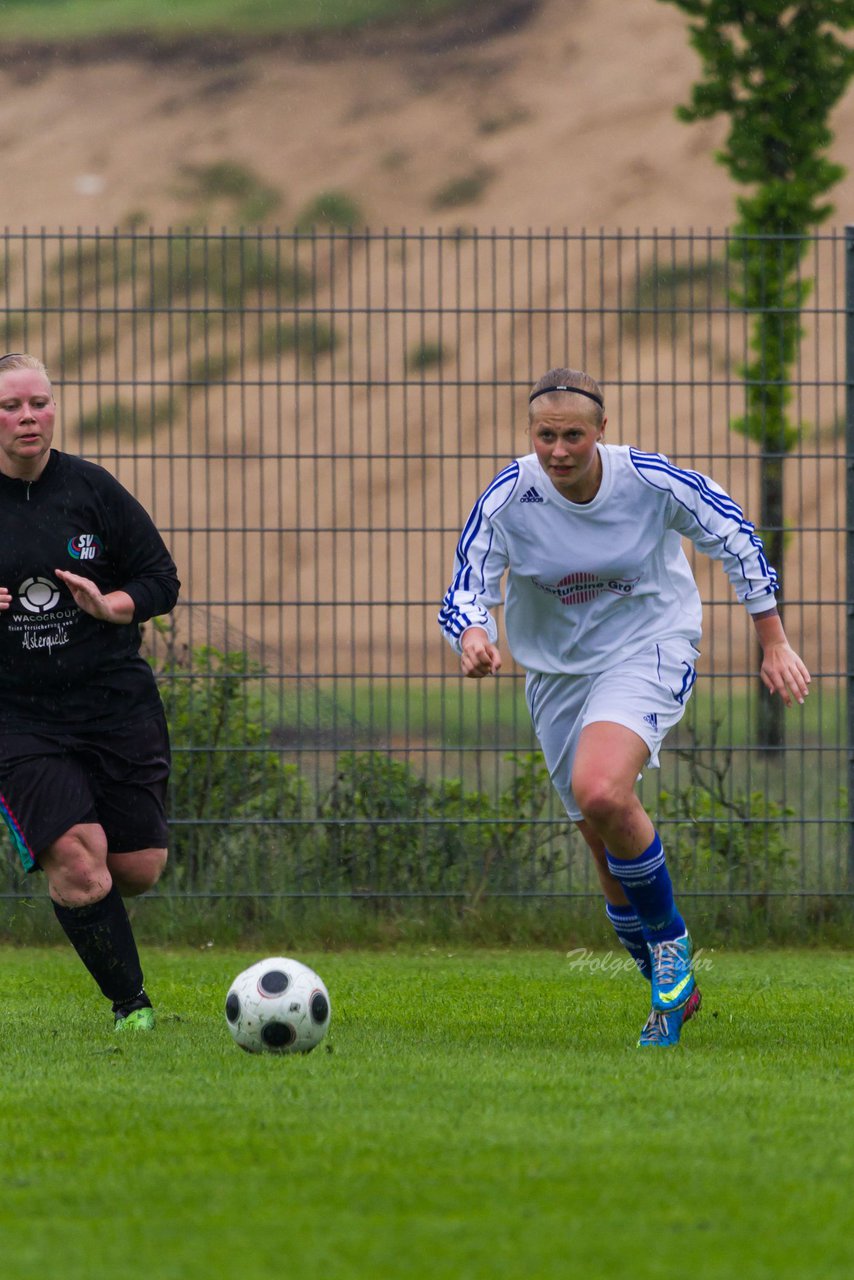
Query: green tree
661 0 854 747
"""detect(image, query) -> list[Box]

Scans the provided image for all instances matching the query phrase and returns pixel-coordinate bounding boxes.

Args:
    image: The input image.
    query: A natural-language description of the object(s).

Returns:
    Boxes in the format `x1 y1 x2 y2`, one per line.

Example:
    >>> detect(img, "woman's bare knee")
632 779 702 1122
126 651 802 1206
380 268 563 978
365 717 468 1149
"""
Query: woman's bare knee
573 771 626 827
41 824 110 906
108 847 168 897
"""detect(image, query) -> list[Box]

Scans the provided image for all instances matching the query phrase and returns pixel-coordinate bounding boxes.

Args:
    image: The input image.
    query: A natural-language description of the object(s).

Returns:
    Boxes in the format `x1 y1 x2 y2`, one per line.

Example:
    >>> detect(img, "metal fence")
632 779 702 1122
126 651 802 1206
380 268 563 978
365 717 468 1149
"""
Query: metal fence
1 227 851 910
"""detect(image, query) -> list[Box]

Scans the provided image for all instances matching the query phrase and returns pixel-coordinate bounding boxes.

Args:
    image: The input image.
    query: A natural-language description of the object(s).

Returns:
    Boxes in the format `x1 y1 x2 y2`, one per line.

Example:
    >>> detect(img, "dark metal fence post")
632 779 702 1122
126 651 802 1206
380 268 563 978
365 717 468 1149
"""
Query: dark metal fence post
847 225 854 892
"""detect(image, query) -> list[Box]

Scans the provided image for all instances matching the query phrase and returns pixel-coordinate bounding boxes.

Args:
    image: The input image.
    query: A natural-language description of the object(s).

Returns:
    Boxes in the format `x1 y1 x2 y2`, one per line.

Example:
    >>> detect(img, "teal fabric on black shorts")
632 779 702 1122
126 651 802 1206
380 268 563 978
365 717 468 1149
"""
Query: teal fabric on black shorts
0 711 170 872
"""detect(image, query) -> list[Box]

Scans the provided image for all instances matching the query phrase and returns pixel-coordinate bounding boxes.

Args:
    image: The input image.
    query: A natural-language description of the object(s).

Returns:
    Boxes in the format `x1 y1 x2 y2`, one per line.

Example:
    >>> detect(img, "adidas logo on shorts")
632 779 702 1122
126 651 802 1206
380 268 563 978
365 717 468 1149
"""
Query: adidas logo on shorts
520 486 543 503
643 713 659 728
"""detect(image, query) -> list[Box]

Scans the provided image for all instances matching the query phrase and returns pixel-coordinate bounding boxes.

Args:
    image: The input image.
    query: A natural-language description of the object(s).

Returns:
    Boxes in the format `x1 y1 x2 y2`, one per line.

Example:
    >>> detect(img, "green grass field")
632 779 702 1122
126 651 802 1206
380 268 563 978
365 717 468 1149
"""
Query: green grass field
0 0 463 40
1 945 851 1280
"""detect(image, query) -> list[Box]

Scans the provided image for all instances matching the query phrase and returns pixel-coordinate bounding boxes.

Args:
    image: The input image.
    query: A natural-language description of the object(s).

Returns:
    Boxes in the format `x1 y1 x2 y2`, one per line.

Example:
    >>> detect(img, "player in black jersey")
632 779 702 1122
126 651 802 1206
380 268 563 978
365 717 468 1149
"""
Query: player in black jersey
0 352 180 1031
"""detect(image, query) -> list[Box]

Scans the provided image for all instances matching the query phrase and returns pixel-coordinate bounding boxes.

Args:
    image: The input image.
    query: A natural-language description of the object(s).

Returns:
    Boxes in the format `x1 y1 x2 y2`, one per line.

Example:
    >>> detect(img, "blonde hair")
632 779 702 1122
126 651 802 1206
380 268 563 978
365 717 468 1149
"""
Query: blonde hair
0 352 51 381
528 367 604 424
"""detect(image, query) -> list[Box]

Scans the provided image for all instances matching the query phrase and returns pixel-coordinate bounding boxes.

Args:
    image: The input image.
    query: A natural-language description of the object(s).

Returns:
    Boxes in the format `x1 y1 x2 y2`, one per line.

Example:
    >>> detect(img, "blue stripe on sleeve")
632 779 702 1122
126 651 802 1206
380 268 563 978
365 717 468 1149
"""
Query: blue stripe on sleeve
439 462 519 639
630 448 778 593
630 449 744 522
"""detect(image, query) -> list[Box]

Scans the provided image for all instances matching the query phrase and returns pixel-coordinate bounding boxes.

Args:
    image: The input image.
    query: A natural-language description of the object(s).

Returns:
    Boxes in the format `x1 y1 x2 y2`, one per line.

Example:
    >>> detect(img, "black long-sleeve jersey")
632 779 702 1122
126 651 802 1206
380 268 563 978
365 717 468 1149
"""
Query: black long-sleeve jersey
0 450 180 731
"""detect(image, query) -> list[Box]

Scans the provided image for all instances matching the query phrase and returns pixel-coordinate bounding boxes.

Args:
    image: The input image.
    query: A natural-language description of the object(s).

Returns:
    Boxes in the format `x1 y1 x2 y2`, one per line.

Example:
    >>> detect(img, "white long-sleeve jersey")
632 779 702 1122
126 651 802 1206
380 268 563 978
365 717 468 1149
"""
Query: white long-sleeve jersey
439 444 777 675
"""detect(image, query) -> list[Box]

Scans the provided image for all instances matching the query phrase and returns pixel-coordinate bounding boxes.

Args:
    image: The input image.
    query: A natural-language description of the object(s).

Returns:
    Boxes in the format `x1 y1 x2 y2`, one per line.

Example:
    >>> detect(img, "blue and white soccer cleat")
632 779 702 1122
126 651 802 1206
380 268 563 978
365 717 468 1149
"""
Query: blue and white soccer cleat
682 986 702 1024
637 985 701 1048
637 1005 684 1047
633 939 700 1017
648 931 696 1013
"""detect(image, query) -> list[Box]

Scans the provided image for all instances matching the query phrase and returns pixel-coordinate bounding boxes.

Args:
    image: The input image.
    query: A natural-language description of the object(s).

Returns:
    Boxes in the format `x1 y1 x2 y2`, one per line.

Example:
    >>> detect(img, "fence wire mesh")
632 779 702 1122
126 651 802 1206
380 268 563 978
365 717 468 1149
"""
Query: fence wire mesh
1 227 850 910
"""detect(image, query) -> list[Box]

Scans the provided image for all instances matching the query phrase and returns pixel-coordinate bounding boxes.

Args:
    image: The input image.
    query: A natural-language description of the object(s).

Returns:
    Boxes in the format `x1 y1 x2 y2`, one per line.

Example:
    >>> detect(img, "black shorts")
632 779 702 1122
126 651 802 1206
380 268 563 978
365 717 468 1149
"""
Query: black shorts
0 711 171 873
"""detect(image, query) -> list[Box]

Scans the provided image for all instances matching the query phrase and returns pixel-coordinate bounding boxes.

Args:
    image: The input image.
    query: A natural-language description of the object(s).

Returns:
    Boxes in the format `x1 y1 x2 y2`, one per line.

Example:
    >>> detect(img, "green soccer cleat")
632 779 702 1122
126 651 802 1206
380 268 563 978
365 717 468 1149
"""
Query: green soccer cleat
649 931 696 1013
114 994 156 1032
114 1005 156 1032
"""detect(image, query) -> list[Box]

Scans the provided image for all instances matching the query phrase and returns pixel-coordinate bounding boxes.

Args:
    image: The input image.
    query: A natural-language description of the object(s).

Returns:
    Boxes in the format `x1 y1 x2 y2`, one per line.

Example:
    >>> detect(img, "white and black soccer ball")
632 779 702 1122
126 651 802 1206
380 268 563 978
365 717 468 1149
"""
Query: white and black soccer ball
225 957 331 1054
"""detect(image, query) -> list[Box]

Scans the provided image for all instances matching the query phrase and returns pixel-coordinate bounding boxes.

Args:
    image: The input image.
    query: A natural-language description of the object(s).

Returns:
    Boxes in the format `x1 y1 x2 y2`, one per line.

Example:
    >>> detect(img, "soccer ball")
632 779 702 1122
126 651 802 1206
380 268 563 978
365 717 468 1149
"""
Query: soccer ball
224 957 331 1054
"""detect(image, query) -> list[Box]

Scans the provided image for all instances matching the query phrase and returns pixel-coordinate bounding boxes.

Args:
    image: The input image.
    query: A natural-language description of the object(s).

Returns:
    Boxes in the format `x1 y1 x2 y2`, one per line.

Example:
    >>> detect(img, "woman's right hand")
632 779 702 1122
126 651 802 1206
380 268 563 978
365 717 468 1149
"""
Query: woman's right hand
0 586 12 611
460 627 502 678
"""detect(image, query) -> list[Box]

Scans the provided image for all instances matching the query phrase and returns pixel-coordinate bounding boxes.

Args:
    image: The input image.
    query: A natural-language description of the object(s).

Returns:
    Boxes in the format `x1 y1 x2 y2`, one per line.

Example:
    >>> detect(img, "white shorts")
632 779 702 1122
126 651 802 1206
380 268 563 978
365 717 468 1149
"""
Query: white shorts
525 640 699 822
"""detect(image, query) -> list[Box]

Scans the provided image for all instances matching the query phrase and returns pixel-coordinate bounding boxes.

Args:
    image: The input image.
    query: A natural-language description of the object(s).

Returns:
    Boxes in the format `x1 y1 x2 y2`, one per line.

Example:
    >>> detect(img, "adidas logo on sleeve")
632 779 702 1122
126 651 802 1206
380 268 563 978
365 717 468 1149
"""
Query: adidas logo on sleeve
520 486 544 503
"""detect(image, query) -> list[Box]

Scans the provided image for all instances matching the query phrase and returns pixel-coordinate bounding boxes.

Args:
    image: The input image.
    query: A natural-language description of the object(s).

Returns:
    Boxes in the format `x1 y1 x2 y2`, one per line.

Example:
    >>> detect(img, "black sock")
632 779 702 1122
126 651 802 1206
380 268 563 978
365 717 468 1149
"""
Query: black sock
111 991 152 1017
52 884 145 1005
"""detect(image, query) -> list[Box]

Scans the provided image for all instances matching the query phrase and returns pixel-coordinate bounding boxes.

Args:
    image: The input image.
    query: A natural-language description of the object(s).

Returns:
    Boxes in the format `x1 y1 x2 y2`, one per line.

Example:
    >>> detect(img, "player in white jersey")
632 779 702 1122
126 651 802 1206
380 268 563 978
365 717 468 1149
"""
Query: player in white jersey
439 367 810 1046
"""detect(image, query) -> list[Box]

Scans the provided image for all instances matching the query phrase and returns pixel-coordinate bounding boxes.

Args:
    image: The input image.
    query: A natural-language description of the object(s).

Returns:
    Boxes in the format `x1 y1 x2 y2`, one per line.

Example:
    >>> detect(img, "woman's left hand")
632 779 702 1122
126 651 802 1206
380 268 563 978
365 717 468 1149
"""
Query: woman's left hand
759 641 811 707
56 569 134 624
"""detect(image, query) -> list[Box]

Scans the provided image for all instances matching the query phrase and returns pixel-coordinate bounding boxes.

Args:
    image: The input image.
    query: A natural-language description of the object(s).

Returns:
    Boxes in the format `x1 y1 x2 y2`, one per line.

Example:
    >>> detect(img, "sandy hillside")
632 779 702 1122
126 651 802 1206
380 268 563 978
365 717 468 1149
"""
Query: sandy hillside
0 0 850 678
2 0 853 234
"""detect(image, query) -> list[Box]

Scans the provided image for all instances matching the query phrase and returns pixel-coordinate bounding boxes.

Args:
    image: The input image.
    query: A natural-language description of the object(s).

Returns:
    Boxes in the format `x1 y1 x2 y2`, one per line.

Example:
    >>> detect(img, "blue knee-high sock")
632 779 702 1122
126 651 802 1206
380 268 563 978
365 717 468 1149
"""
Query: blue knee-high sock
605 902 651 979
605 832 685 943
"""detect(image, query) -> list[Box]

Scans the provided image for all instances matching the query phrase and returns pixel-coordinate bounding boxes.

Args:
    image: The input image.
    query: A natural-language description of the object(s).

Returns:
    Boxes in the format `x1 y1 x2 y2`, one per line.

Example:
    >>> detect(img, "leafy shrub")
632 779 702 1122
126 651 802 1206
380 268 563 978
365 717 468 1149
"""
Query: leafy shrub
317 750 566 900
188 350 237 384
477 107 530 135
1 310 25 346
658 739 794 893
184 161 256 201
146 234 305 307
52 330 115 377
49 242 136 293
156 646 310 893
180 161 282 226
149 644 799 905
149 643 566 902
259 318 338 366
295 190 364 232
624 258 729 338
431 166 494 210
406 341 447 371
74 397 173 439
